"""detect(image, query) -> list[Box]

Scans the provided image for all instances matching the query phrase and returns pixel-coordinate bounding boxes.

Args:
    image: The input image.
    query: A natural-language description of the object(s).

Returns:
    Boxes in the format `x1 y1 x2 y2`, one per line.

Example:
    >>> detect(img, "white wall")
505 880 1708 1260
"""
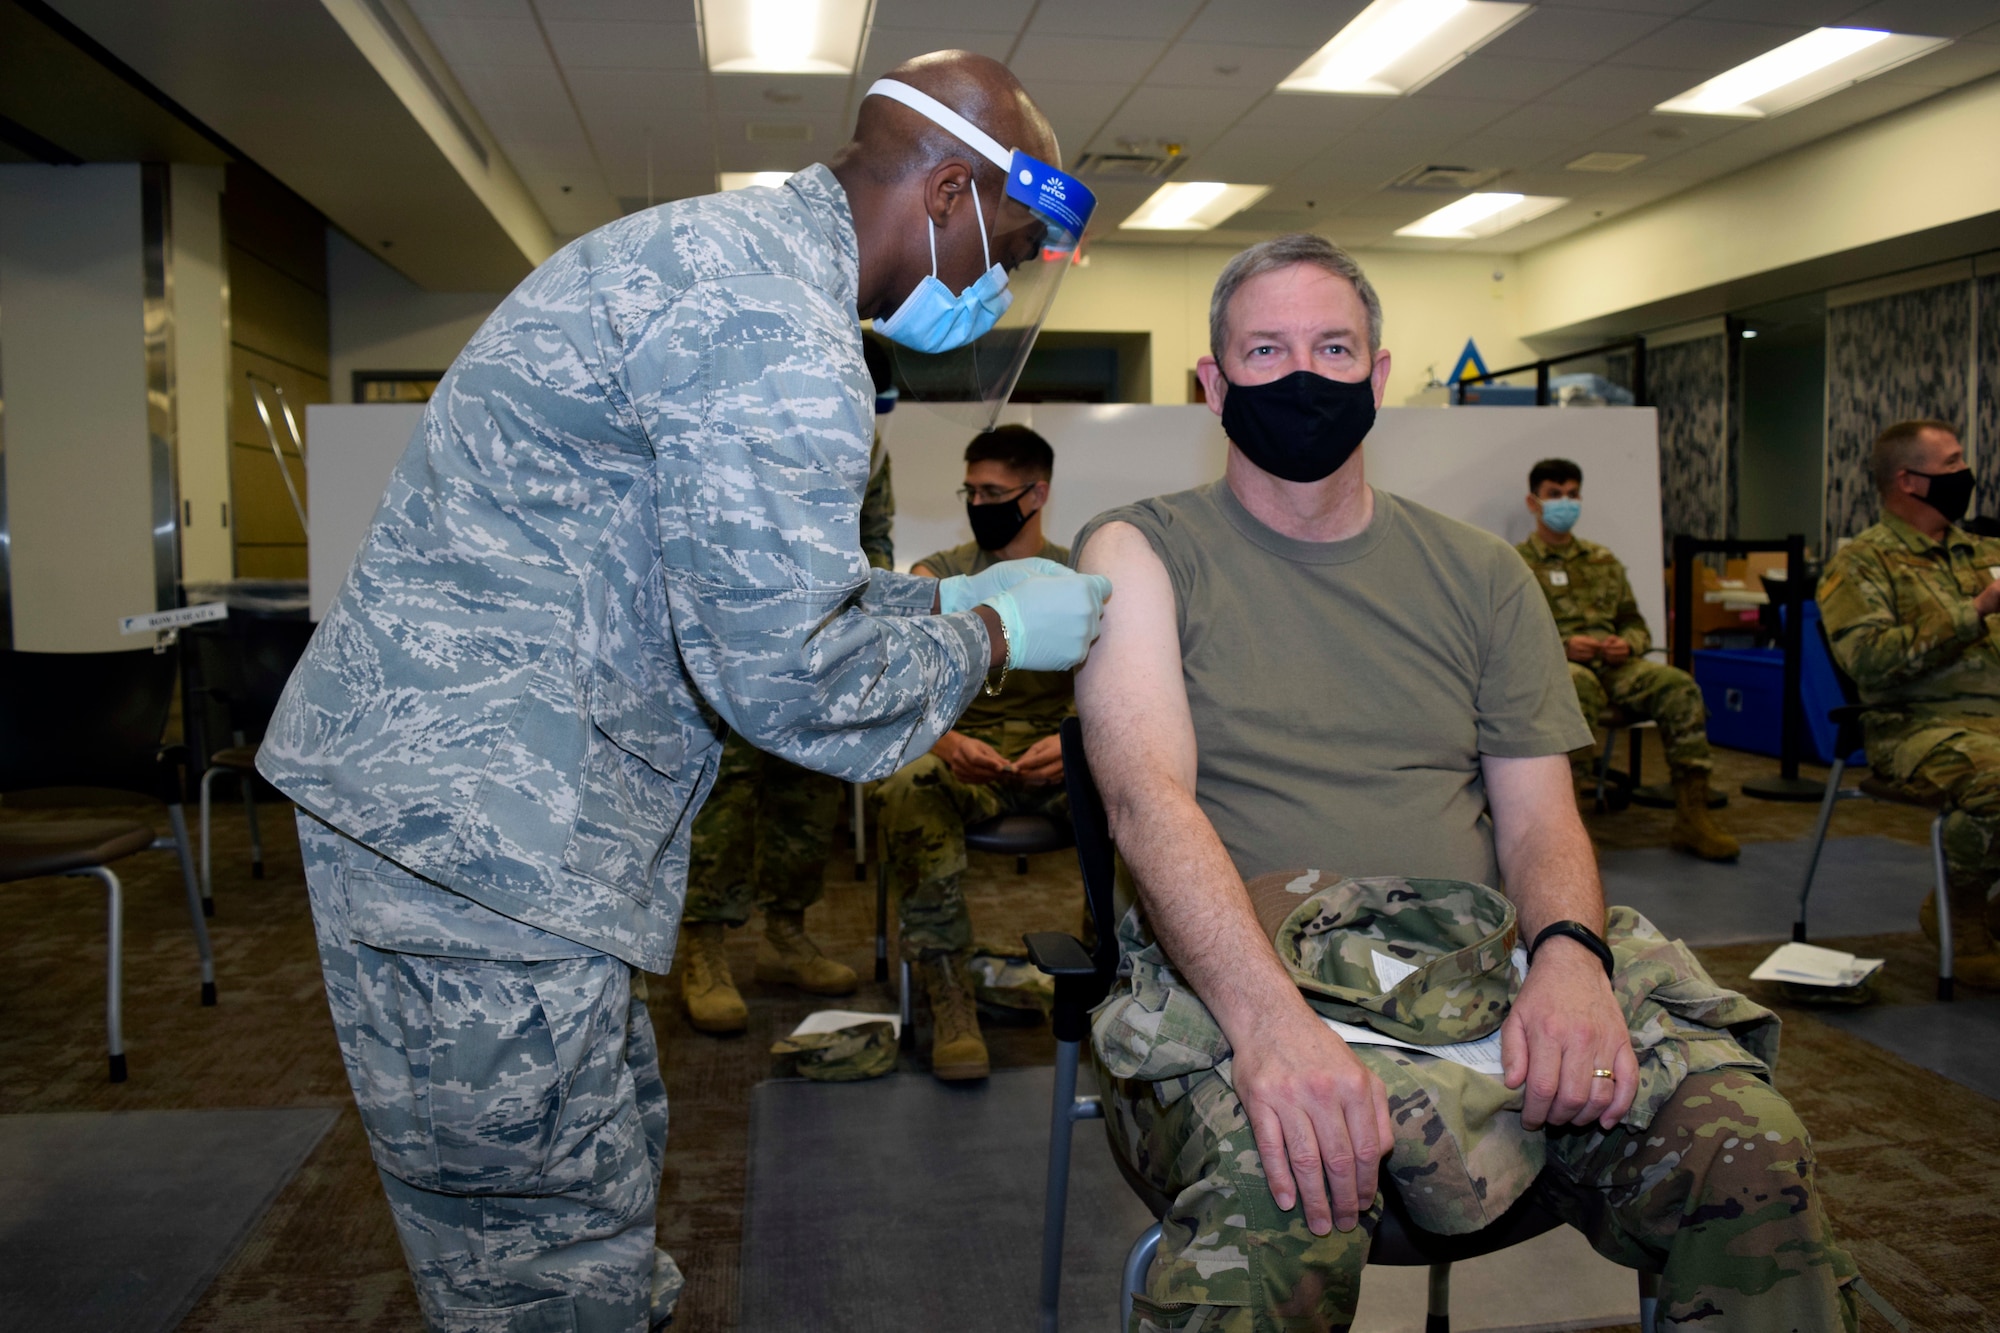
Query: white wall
0 165 159 652
1518 75 2000 339
306 403 425 619
171 164 234 584
327 229 503 401
1046 243 1535 406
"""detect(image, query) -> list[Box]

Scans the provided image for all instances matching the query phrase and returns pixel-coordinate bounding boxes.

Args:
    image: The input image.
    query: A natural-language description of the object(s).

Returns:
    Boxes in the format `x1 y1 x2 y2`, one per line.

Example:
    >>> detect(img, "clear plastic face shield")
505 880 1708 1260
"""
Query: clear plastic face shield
864 79 1096 430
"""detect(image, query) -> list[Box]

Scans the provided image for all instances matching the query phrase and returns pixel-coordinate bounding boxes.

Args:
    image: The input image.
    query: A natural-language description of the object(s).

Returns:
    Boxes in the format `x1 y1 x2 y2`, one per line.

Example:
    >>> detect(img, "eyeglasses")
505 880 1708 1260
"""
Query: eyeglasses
957 482 1036 505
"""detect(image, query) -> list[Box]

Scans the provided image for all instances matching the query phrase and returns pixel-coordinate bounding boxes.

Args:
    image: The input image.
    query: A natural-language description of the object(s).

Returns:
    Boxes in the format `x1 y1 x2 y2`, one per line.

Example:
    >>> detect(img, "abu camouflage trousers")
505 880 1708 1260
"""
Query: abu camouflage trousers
876 748 1067 958
1570 658 1714 775
299 813 677 1333
1868 709 2000 887
1107 1064 1859 1333
683 732 841 927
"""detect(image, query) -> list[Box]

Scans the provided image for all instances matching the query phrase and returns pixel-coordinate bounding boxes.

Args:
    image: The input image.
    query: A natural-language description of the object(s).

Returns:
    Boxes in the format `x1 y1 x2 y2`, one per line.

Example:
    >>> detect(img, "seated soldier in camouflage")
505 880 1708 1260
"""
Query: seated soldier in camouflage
880 424 1072 1081
1516 458 1739 861
1075 234 1864 1332
1821 418 2000 989
676 343 901 1032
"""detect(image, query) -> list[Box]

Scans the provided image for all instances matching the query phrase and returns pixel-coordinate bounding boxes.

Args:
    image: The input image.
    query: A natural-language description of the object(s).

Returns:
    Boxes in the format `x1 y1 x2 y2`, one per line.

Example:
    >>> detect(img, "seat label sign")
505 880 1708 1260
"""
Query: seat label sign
120 602 229 635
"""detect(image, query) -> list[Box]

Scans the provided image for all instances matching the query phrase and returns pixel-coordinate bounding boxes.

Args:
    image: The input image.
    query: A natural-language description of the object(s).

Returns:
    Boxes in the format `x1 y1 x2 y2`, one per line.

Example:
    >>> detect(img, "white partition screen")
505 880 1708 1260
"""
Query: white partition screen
306 403 424 621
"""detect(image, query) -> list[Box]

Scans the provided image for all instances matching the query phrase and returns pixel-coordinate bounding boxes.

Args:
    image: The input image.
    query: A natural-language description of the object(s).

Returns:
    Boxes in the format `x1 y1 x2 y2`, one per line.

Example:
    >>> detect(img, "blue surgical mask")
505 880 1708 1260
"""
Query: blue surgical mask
875 182 1013 354
1539 497 1581 533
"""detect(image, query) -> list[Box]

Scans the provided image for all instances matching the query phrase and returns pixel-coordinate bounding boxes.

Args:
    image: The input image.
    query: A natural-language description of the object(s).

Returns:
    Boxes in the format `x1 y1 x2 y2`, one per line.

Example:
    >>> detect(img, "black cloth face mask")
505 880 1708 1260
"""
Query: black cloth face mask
967 492 1035 551
1914 467 1976 524
1220 368 1376 484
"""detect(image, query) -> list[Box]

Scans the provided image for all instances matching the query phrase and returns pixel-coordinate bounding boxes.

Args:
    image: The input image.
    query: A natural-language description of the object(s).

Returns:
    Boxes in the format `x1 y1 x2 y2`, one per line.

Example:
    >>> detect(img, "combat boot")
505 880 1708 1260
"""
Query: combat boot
1669 769 1739 861
755 910 858 996
679 921 748 1034
922 954 989 1082
1918 885 2000 943
1935 871 2000 989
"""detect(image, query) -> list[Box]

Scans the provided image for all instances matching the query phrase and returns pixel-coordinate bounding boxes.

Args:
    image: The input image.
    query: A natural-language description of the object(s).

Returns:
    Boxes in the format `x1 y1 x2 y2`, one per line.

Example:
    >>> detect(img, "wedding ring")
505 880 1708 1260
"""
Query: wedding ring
1592 1068 1615 1079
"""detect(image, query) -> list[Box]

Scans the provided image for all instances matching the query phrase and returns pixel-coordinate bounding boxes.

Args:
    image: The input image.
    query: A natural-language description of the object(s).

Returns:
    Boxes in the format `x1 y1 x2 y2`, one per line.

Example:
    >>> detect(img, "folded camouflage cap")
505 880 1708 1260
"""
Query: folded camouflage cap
1246 869 1519 1045
770 1021 898 1082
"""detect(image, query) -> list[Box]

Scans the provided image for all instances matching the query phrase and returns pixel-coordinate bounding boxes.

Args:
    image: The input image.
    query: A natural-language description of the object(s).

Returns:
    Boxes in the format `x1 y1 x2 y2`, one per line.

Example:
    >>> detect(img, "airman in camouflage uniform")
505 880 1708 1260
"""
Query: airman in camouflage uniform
676 436 897 1033
881 425 1073 1081
1099 871 1866 1332
258 56 1112 1328
1820 419 2000 988
1518 458 1738 860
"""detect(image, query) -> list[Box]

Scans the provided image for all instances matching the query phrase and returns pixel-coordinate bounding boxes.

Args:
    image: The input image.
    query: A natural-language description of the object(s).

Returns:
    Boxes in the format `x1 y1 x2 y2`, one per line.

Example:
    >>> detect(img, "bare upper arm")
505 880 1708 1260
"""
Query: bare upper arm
910 563 935 578
1075 521 1199 819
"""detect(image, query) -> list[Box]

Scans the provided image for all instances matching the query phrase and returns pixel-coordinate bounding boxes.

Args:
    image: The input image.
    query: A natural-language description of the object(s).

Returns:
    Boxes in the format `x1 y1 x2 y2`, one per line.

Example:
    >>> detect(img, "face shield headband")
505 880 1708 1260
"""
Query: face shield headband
865 78 1097 428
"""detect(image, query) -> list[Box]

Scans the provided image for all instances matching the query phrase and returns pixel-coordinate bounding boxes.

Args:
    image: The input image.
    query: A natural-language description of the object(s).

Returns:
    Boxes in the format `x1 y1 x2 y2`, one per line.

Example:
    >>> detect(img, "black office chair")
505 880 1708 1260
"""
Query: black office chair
873 803 1074 1042
1797 621 1957 999
0 646 220 1080
1030 717 1660 1333
183 616 315 914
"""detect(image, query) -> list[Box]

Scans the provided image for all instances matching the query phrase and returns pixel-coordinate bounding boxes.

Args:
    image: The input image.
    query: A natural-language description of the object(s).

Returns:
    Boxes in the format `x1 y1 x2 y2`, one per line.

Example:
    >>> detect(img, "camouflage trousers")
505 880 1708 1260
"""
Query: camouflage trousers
1570 658 1714 775
683 732 841 926
876 745 1068 959
1867 709 2000 886
1106 1063 1859 1333
298 813 677 1333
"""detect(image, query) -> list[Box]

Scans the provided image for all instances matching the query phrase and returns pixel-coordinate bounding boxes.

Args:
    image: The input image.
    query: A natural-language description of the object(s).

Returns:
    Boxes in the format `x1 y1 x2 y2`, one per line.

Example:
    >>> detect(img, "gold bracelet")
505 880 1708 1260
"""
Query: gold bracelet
982 610 1012 697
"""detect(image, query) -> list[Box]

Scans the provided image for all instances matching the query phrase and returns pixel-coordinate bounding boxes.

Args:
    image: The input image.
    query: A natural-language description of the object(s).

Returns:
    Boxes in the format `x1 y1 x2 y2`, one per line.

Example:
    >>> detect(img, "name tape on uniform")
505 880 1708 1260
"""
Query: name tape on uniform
120 602 228 635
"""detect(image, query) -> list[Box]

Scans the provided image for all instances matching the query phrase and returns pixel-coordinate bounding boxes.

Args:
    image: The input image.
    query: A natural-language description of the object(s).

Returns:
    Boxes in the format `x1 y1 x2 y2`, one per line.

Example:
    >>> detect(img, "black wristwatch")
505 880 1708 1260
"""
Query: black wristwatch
1528 919 1615 979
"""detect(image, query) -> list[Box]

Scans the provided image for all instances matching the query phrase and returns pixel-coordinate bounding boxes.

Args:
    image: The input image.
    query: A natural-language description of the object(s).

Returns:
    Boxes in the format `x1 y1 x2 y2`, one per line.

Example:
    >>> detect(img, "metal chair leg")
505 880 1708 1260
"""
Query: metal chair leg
1595 727 1616 814
1119 1223 1162 1333
1039 1037 1083 1332
1794 757 1846 942
66 866 125 1082
1932 812 1954 1001
243 772 264 879
852 781 867 882
198 764 223 916
1638 1269 1660 1333
899 958 914 1050
1426 1262 1453 1333
162 805 218 1006
874 861 889 984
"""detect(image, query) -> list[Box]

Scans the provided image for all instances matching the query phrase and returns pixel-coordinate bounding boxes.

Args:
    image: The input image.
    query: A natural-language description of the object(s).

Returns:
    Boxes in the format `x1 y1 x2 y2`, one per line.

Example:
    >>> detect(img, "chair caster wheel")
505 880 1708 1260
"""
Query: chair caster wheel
251 864 265 880
203 899 215 918
201 981 218 1007
109 1054 128 1083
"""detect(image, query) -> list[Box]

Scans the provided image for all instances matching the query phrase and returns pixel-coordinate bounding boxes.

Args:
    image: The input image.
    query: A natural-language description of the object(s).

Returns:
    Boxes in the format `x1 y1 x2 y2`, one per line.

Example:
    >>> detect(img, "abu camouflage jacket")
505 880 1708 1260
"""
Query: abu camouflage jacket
1093 871 1778 1235
258 166 986 970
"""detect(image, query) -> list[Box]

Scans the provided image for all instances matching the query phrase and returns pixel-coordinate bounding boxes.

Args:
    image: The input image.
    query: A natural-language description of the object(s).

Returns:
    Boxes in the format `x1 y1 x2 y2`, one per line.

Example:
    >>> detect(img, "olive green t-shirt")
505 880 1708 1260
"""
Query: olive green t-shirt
916 538 1075 750
1075 482 1589 887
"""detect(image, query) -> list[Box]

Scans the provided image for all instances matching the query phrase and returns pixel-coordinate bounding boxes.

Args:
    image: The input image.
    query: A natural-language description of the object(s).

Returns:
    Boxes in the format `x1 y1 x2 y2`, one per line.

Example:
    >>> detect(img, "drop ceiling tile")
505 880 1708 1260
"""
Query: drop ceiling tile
1087 83 1270 149
1730 77 1942 151
1012 79 1129 147
1177 0 1365 50
409 13 550 67
409 0 534 18
1028 0 1206 39
1608 18 1811 71
1838 0 2000 38
708 75 853 115
1479 101 1615 144
1008 33 1168 83
1876 38 2000 86
1360 94 1518 137
1236 92 1394 136
1144 42 1312 89
870 0 1035 32
540 19 703 70
1689 0 1855 22
1181 123 1332 183
859 28 1015 81
1532 0 1705 15
1475 6 1668 62
1418 54 1593 102
1539 61 1715 111
536 0 700 20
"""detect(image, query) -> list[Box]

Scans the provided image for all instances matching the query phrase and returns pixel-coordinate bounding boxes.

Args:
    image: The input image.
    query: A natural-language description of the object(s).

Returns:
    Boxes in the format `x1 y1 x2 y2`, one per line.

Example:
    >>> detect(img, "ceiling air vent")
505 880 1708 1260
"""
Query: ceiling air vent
1070 151 1187 180
746 122 813 142
1384 164 1501 193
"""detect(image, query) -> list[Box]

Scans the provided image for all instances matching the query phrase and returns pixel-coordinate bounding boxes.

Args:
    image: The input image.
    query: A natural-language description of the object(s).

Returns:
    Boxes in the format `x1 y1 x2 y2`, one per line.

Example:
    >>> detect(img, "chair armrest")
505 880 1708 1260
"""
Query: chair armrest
1024 931 1094 977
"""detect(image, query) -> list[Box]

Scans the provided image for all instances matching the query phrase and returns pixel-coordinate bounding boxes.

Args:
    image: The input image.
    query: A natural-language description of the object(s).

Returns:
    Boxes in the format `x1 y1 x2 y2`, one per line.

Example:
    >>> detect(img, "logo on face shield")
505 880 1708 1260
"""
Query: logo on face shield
1019 168 1033 185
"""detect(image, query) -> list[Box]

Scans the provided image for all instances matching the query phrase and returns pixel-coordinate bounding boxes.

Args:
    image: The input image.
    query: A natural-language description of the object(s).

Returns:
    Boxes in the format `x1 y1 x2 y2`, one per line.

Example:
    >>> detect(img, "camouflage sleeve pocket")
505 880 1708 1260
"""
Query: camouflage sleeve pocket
562 668 698 903
1091 944 1230 1082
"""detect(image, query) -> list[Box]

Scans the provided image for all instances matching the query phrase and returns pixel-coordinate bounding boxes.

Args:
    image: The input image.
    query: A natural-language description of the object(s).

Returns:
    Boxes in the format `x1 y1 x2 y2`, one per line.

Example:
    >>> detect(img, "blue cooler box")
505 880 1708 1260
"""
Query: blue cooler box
1691 601 1865 765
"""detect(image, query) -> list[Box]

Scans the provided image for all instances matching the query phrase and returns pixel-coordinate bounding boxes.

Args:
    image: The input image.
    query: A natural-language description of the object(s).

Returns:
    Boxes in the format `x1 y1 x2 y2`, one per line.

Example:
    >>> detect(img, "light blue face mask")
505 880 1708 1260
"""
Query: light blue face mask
1539 497 1582 533
874 180 1015 354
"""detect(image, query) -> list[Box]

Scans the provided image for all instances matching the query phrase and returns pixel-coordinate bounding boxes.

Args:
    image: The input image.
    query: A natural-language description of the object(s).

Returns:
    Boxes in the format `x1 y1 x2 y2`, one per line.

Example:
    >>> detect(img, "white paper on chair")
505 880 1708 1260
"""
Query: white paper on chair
1313 947 1528 1078
789 1009 902 1040
1749 943 1883 988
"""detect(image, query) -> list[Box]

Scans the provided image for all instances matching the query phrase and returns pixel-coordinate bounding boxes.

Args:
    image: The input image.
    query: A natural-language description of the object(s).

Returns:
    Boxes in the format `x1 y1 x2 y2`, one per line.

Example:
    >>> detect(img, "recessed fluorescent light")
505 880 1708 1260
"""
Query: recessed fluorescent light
719 171 793 191
699 0 871 75
1120 181 1272 231
1279 0 1530 97
1656 27 1949 118
1394 192 1566 239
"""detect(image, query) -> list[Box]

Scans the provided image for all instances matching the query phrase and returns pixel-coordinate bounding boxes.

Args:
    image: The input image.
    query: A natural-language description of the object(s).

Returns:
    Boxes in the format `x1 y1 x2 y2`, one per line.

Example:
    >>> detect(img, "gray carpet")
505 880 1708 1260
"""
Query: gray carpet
1599 834 1931 946
0 1106 339 1333
740 1066 1639 1333
1818 997 2000 1103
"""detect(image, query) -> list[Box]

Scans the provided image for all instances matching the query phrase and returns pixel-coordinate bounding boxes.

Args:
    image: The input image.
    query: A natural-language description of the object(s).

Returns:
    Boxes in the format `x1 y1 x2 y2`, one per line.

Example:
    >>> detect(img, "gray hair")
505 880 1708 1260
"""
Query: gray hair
1209 233 1383 361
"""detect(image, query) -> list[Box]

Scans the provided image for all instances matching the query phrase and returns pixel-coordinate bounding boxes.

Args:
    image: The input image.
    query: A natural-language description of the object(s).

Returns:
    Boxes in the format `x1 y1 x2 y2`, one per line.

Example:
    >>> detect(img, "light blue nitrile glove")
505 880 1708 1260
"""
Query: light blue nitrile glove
982 572 1115 672
937 556 1073 614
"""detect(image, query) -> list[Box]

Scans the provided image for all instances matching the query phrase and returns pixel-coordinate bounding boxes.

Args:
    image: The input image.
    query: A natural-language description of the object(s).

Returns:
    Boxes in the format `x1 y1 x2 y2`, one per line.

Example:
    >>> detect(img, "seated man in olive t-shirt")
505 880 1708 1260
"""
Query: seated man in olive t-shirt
1073 235 1861 1332
880 425 1073 1082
